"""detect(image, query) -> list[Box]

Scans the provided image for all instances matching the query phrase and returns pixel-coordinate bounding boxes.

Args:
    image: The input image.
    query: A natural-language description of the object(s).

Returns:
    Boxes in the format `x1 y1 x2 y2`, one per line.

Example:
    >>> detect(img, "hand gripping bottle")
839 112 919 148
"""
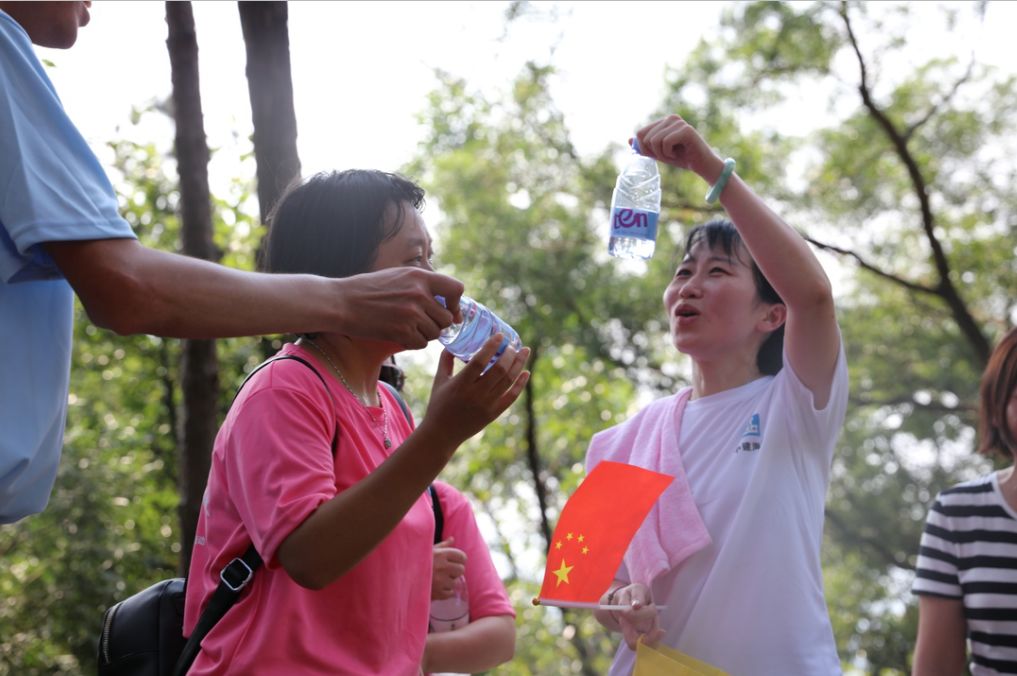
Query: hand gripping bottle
608 138 662 260
437 295 522 368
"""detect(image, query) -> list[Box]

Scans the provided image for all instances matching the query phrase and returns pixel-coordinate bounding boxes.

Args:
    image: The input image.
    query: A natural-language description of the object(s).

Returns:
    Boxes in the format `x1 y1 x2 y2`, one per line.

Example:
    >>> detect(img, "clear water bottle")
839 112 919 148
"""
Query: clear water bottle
437 296 522 368
608 138 661 260
429 574 470 633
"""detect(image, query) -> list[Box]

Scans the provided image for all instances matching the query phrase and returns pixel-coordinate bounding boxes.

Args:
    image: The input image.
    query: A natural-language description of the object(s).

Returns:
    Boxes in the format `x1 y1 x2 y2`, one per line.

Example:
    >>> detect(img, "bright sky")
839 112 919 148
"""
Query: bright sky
29 0 1015 212
40 1 724 181
36 0 1017 223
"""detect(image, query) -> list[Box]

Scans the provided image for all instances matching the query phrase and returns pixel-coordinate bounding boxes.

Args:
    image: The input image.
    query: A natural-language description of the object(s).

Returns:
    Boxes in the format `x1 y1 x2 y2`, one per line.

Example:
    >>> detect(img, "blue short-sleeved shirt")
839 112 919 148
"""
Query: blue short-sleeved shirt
0 10 136 523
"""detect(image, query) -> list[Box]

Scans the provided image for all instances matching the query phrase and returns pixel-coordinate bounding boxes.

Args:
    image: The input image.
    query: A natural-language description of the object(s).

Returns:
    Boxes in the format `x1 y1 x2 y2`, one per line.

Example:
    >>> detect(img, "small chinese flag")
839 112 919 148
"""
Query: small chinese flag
537 461 673 606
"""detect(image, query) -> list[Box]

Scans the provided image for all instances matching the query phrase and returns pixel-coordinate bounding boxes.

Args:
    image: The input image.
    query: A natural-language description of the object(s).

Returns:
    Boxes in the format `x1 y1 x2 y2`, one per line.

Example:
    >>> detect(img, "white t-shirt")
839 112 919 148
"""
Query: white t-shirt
609 347 848 676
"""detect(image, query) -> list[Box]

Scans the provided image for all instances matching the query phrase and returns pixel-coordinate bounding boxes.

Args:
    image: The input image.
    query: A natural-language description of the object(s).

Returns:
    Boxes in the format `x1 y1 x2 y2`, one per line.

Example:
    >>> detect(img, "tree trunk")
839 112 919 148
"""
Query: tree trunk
238 0 301 232
166 1 220 574
522 350 598 676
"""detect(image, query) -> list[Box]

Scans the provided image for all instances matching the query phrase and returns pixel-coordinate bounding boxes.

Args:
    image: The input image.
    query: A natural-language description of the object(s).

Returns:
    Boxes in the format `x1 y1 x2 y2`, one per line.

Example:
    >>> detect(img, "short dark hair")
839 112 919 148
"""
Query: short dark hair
977 326 1017 459
681 219 785 375
379 355 405 392
263 170 425 278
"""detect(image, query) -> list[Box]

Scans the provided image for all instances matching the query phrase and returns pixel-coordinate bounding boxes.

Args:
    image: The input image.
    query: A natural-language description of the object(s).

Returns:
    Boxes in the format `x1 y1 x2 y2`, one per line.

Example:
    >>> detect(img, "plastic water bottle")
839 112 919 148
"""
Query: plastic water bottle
608 138 661 260
429 574 470 633
437 296 522 367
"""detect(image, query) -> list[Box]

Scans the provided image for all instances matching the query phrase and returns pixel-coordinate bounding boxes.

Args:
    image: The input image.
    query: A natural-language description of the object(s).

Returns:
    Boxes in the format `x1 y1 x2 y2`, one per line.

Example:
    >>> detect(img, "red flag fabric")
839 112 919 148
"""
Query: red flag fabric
538 461 673 605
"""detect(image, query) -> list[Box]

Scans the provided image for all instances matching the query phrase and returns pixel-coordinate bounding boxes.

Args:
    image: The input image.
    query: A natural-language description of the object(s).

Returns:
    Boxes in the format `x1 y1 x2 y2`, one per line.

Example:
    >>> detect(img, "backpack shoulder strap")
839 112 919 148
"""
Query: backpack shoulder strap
234 353 332 404
174 542 260 676
378 379 412 424
175 353 336 676
236 353 339 452
428 483 444 545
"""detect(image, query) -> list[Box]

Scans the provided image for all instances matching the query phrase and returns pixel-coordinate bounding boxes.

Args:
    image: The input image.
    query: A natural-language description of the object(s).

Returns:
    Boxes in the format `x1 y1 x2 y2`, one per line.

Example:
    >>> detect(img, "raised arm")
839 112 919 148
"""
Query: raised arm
636 114 840 407
45 238 463 349
277 338 530 589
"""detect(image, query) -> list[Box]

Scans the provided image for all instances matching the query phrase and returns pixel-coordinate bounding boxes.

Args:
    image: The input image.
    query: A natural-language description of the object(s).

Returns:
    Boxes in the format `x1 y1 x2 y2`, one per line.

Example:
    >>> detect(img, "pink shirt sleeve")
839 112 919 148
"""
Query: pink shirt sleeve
223 365 338 565
434 481 515 620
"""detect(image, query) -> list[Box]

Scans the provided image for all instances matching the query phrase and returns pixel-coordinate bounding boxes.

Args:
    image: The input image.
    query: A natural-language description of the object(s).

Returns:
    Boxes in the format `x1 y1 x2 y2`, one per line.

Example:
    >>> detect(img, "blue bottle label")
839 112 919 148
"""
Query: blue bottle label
610 207 659 241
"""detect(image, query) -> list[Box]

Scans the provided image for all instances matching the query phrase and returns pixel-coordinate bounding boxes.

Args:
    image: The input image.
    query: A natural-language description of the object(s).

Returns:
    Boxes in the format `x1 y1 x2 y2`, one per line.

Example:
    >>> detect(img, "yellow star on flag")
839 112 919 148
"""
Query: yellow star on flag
566 532 574 540
578 534 585 543
582 546 589 555
553 558 574 587
555 541 562 550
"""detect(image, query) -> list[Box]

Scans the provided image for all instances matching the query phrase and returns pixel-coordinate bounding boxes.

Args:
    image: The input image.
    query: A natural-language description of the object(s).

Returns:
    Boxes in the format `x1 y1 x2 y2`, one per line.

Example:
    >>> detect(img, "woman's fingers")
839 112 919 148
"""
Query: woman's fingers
635 113 701 169
433 348 456 385
642 627 665 648
457 334 506 381
452 337 530 404
481 345 531 396
609 583 662 650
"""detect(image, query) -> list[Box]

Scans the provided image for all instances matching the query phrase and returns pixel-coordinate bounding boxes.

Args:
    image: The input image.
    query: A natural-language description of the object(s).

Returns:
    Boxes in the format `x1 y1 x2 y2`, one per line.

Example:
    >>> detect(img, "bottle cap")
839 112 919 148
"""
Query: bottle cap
631 138 640 154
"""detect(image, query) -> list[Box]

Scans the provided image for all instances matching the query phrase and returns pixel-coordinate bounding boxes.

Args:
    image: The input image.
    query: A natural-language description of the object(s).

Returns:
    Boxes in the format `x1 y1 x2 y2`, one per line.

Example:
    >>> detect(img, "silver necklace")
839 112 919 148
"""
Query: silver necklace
302 338 391 449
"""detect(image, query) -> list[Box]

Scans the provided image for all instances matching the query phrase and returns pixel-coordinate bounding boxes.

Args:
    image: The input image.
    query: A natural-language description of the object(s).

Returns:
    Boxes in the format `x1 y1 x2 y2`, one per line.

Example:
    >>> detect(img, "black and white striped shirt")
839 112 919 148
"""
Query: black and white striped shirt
913 472 1017 675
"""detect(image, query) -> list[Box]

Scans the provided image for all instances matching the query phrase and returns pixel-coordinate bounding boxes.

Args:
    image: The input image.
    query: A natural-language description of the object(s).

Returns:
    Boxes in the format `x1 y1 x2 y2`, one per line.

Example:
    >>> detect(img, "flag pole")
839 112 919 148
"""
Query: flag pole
533 597 666 611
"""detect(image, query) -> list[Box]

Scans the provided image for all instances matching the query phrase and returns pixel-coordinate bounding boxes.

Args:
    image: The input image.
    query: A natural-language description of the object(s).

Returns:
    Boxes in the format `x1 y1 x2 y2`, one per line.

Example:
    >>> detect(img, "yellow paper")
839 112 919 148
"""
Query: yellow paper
634 639 729 676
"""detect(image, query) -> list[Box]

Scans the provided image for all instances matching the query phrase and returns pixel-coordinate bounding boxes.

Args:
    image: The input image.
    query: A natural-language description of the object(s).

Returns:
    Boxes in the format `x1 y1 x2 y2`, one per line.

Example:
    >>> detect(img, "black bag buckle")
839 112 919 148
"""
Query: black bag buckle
219 557 254 592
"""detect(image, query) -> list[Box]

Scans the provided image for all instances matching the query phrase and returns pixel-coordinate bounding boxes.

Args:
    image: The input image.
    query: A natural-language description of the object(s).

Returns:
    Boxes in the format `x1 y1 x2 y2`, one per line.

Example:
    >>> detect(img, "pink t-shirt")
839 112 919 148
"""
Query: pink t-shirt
184 343 430 675
431 481 514 621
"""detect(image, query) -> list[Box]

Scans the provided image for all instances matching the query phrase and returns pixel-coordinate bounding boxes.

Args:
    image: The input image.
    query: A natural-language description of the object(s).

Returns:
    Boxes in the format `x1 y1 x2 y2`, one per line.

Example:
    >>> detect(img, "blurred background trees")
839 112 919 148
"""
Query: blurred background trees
1 1 1014 673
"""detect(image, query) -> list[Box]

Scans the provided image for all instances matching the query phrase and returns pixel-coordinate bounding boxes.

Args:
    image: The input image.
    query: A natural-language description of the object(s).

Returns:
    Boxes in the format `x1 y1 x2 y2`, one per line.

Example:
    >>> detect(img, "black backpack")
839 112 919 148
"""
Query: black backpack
97 355 414 676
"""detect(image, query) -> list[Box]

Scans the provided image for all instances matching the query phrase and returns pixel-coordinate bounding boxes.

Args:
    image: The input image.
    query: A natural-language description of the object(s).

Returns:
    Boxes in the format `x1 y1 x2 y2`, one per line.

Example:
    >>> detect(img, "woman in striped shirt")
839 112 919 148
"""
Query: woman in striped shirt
912 327 1017 675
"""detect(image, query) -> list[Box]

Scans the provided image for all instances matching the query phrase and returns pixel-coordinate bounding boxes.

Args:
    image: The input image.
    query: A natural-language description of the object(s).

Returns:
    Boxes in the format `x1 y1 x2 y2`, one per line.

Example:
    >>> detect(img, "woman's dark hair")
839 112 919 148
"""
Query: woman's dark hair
378 355 406 392
262 169 425 278
977 326 1017 459
681 219 785 375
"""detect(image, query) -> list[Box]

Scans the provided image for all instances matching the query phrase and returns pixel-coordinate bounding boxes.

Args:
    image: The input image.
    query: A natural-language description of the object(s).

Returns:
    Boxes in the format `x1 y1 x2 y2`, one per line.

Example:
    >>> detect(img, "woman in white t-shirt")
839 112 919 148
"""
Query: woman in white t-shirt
589 114 848 675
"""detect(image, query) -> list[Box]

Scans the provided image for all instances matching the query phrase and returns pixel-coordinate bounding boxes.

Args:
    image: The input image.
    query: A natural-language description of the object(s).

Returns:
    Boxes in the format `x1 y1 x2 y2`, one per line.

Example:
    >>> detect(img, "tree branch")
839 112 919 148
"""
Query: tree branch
848 393 975 416
839 1 990 364
522 349 552 550
521 348 599 676
477 496 521 584
904 59 976 142
805 235 939 296
661 198 726 216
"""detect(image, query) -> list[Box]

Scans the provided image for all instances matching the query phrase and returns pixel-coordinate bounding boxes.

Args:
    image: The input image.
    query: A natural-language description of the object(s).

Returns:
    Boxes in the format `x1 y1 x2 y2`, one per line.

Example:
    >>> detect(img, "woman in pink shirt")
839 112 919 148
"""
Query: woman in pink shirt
426 480 516 673
183 170 530 675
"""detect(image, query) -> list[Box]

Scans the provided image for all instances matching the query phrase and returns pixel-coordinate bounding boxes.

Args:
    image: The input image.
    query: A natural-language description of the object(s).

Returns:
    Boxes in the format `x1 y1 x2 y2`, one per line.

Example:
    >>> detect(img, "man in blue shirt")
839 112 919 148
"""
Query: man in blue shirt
0 1 464 523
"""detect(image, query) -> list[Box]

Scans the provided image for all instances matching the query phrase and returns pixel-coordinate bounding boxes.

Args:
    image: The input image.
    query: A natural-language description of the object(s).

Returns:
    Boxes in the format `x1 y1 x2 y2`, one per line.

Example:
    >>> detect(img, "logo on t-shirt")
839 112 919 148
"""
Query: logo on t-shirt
735 413 762 453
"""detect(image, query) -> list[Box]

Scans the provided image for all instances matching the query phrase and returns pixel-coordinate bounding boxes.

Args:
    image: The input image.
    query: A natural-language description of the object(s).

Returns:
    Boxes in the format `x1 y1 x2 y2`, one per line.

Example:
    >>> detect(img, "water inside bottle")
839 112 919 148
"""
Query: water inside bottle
609 146 661 260
444 310 520 366
609 235 657 260
436 296 521 369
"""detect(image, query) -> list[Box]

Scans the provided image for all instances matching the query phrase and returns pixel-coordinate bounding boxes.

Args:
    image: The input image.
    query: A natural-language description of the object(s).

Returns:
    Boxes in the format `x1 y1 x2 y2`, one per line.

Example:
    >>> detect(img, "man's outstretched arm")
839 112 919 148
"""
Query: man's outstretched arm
45 238 463 348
